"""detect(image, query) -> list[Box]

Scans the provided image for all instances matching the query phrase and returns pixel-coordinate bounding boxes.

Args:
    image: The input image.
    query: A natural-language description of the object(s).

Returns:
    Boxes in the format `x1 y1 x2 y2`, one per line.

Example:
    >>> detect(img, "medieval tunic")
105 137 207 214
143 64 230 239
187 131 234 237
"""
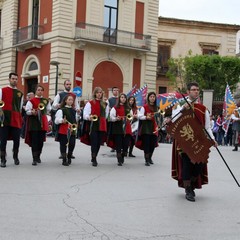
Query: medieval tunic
55 106 80 157
171 102 215 189
82 99 109 157
0 86 23 129
55 107 78 136
108 105 132 151
52 91 80 111
0 86 23 155
136 104 159 151
110 105 132 135
25 97 51 147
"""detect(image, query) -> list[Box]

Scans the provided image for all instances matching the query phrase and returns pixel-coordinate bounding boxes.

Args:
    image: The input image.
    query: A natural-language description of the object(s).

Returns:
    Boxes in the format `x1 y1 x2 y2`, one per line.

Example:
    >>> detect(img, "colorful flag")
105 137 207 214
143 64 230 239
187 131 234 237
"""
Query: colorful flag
222 84 237 135
133 84 148 107
157 92 187 112
126 84 137 98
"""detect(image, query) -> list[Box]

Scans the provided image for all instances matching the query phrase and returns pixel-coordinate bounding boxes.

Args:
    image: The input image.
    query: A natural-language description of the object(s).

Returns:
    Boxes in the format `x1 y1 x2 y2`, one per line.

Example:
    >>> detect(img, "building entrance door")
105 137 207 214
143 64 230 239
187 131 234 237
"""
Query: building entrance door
26 78 38 93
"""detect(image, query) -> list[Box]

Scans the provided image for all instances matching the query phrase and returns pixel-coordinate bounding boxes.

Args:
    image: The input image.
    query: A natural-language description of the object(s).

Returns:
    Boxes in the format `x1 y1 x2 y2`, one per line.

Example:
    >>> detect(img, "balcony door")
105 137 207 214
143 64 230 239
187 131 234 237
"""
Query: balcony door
103 0 118 43
32 0 39 39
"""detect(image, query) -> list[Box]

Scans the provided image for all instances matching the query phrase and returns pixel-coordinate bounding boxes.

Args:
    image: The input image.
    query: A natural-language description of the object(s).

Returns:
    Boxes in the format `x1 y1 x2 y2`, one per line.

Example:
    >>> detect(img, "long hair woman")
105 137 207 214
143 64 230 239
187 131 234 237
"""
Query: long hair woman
55 95 80 166
25 84 51 166
109 93 132 166
127 96 138 157
82 87 109 166
136 92 159 166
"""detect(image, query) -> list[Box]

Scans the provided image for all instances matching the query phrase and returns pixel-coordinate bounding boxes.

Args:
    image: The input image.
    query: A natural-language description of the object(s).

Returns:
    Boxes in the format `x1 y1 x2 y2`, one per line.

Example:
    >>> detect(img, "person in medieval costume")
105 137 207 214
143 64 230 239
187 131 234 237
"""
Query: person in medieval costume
108 93 133 166
82 87 109 167
136 92 159 166
52 79 80 158
127 96 138 157
25 84 51 166
170 82 217 202
55 95 80 166
107 86 119 153
0 72 24 168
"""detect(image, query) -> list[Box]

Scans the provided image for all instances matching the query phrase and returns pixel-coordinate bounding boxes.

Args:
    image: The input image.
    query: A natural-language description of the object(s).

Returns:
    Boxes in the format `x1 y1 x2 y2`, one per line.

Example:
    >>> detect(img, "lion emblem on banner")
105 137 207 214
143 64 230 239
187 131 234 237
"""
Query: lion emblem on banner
180 123 194 141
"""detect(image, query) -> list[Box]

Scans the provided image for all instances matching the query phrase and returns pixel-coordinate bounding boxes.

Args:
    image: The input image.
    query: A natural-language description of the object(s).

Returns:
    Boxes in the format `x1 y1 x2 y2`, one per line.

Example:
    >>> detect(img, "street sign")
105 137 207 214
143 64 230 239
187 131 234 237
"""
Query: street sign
73 86 82 97
75 71 82 87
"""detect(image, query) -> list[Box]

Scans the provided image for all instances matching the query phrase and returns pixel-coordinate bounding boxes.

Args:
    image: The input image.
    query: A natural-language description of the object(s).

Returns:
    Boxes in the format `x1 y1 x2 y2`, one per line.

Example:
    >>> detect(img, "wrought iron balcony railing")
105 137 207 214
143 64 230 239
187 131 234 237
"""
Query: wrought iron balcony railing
75 22 151 51
13 25 43 46
157 66 169 76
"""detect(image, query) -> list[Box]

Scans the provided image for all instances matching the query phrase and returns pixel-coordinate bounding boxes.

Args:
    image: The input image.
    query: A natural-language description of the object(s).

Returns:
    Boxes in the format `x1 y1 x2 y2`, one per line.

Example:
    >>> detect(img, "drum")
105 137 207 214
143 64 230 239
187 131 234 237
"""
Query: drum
131 120 139 133
46 115 52 136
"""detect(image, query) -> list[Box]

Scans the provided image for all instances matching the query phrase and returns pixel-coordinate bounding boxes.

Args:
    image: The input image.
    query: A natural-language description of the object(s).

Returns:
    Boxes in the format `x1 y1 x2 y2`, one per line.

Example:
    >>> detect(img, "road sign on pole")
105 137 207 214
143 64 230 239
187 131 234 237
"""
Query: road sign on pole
73 86 82 97
75 71 82 87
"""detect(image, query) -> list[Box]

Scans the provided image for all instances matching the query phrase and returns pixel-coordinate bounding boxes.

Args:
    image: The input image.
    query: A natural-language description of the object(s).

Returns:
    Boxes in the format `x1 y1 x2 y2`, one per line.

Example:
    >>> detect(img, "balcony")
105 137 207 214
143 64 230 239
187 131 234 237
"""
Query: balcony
13 25 43 52
75 22 151 52
157 65 169 76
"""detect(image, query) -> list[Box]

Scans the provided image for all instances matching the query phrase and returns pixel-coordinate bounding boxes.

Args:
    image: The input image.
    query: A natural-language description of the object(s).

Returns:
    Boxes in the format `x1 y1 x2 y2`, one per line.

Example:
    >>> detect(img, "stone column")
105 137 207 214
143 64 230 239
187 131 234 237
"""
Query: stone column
202 89 214 114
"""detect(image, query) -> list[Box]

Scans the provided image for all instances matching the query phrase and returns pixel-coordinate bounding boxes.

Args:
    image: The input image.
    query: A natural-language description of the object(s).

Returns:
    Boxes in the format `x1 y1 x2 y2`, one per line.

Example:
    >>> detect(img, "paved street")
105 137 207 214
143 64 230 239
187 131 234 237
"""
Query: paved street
0 137 240 240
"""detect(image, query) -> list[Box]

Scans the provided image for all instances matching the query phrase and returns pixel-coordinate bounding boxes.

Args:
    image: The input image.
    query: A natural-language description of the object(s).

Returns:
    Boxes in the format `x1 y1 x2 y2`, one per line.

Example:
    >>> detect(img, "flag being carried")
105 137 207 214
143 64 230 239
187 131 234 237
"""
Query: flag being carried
133 84 148 107
156 92 187 113
126 84 137 98
222 84 237 135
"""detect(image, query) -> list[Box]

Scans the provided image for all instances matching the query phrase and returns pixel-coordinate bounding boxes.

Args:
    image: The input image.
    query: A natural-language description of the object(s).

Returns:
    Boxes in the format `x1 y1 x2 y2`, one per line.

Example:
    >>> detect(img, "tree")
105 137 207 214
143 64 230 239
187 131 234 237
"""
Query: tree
166 54 240 99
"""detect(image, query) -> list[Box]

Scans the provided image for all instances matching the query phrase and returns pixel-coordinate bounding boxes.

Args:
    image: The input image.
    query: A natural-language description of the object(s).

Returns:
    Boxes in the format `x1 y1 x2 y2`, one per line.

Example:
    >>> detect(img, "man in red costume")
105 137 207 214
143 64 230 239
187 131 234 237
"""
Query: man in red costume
0 72 23 167
170 82 217 202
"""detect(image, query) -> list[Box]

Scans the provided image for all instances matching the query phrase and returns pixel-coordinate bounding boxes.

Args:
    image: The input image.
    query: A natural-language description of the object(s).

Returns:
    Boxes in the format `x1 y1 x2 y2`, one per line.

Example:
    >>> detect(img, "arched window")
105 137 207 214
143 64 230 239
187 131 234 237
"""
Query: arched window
28 61 38 71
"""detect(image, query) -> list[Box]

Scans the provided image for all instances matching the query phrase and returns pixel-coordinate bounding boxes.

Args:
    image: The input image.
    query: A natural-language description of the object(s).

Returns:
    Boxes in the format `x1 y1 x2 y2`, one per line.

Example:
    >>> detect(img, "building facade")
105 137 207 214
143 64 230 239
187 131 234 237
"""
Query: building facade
0 0 159 99
157 17 240 93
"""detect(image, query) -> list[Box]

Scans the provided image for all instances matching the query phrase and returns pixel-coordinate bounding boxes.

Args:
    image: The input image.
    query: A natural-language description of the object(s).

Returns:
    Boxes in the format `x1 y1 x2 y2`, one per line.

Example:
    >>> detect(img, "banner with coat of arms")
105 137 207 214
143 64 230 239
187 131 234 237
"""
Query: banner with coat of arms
166 109 214 164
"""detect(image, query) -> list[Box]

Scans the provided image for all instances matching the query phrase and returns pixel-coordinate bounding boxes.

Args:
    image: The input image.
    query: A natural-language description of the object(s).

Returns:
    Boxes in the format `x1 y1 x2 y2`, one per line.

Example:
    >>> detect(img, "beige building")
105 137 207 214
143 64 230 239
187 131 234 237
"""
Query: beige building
157 17 240 93
0 0 159 99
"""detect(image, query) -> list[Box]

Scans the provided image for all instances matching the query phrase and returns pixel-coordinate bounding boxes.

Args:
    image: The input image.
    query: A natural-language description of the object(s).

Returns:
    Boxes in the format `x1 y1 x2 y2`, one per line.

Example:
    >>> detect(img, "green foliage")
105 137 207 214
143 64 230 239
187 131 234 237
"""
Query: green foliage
166 54 240 98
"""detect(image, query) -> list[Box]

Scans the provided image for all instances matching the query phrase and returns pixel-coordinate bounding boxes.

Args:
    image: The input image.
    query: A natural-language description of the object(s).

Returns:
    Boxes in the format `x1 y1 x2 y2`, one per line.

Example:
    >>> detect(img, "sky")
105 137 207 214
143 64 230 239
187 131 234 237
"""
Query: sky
159 0 240 51
159 0 239 25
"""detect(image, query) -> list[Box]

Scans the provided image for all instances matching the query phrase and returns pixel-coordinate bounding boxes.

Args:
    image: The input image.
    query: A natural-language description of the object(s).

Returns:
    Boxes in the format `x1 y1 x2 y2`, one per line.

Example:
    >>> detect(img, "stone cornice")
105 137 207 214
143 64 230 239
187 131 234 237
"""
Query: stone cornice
158 17 240 31
199 42 220 50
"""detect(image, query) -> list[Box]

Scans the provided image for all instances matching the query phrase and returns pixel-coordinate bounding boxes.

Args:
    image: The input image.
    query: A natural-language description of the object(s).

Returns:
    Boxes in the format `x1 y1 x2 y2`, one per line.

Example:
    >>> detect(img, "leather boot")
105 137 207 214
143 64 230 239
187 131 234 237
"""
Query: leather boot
183 180 195 202
62 153 69 166
144 153 150 166
67 152 72 165
91 153 98 167
149 153 154 164
13 149 20 165
1 151 6 168
37 151 41 163
232 145 238 151
128 145 135 157
32 152 38 166
121 152 125 164
117 153 123 166
190 177 197 197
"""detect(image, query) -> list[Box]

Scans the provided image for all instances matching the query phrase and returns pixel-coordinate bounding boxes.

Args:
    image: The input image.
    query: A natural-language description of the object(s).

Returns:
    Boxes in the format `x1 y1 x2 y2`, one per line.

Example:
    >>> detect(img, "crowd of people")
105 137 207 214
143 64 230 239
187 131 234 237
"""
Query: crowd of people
0 73 161 168
211 111 240 150
1 73 239 202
